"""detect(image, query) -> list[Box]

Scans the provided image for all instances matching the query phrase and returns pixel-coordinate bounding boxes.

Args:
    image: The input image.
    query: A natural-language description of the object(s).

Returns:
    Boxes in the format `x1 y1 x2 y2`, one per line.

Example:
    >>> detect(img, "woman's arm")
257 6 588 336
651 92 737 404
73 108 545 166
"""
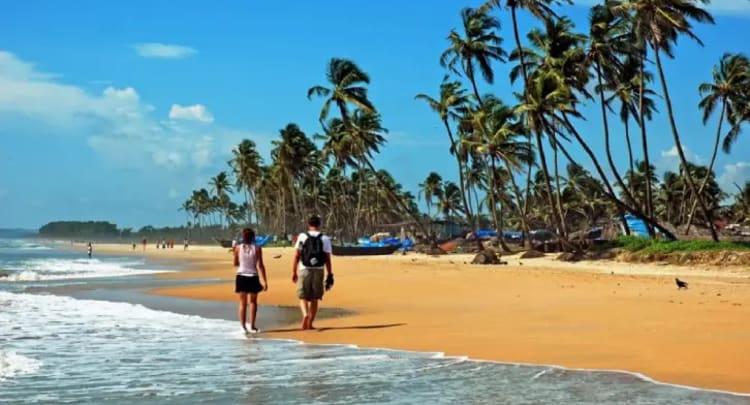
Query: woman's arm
257 246 268 291
233 246 239 267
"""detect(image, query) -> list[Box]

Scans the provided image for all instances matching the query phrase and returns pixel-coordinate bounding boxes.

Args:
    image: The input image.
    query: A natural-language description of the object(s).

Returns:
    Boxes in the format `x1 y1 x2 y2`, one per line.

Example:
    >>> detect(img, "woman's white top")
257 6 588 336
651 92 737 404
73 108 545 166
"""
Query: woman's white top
237 243 258 277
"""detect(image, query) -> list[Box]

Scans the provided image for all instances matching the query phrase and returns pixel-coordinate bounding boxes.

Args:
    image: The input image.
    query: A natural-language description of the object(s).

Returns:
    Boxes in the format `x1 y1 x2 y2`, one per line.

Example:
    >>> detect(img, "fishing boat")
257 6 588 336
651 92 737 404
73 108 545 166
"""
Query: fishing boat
331 244 400 256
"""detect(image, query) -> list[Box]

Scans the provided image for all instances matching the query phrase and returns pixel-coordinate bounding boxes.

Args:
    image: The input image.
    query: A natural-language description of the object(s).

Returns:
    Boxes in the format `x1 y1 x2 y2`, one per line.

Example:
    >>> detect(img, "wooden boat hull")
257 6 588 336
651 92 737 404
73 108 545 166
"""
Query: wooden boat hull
331 244 400 256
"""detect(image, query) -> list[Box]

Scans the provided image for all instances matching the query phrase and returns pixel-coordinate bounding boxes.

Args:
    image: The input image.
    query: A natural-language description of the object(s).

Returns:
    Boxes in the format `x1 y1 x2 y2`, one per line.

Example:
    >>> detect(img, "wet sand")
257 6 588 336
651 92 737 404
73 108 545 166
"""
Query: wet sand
90 242 750 393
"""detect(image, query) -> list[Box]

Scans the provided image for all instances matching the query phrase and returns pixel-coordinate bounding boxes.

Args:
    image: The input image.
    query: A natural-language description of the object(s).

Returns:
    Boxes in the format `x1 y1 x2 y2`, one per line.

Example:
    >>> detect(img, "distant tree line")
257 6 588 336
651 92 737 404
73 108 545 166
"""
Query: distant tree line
37 221 247 244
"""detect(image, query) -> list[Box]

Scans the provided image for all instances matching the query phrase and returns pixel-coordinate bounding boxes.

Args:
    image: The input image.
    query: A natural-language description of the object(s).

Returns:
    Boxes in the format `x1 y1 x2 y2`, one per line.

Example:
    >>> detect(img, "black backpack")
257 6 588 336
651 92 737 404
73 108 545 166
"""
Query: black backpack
301 232 326 267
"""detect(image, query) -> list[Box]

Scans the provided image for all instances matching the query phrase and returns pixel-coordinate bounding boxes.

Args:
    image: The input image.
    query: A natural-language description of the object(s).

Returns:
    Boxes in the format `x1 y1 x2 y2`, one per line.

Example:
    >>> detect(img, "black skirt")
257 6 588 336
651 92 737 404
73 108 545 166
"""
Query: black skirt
235 275 263 293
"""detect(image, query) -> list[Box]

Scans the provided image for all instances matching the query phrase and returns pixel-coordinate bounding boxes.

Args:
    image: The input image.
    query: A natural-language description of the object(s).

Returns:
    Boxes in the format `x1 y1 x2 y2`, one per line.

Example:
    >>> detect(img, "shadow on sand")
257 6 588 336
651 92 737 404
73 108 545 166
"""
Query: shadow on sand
263 323 406 334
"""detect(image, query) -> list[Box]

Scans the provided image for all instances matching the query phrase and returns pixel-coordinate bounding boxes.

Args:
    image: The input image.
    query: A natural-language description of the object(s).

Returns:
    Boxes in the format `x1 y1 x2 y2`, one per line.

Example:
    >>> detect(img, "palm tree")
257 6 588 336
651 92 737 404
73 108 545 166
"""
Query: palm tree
440 7 506 107
209 172 233 228
515 71 575 242
482 0 568 244
416 77 474 224
307 58 375 128
438 181 463 220
683 53 750 233
467 96 533 246
419 172 444 218
229 139 263 224
604 55 658 199
614 0 718 240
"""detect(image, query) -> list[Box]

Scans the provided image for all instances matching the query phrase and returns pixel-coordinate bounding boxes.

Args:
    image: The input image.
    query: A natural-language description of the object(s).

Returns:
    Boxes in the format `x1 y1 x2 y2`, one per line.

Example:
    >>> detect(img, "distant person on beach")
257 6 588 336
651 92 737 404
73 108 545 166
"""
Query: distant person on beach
87 242 92 259
132 243 136 251
183 238 189 251
142 238 147 251
234 227 268 334
292 215 333 330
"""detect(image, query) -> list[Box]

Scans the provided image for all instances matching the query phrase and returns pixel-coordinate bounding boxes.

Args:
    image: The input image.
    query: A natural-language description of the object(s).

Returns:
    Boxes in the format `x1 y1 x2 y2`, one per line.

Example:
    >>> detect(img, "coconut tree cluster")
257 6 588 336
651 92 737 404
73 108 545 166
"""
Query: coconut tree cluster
414 0 750 247
182 1 750 246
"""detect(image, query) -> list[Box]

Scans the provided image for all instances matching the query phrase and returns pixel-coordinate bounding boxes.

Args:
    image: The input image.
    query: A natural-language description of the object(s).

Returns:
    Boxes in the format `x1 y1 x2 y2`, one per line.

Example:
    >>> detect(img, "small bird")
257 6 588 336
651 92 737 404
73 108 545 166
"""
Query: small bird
675 278 688 290
273 254 282 259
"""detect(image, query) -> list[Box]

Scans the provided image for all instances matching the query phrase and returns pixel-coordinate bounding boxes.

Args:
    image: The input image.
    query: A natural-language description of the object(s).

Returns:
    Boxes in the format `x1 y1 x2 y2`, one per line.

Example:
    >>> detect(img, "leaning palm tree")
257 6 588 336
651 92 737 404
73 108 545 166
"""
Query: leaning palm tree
682 53 750 233
614 0 718 241
440 7 506 107
416 77 474 224
307 58 375 128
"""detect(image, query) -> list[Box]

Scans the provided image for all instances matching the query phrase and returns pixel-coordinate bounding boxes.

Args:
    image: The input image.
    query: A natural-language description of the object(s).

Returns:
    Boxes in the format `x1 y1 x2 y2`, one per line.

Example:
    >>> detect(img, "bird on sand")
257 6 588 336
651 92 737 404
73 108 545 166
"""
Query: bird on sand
675 278 688 290
273 254 282 259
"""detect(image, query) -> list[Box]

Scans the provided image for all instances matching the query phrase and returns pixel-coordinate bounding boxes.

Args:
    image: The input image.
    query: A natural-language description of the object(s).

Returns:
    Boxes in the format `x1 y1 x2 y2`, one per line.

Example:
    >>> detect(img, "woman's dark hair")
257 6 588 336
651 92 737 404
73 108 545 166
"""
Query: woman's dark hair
241 228 255 245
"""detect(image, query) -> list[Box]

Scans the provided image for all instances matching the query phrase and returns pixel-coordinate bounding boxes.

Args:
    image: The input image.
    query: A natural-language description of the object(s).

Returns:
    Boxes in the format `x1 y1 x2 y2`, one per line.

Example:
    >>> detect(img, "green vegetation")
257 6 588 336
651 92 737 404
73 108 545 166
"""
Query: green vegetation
615 235 750 254
178 1 750 249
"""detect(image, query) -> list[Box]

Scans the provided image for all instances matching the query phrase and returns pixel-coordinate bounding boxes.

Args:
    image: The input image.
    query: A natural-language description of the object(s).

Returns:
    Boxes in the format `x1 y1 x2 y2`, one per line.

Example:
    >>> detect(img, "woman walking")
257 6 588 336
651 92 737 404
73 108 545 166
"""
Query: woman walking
234 228 268 334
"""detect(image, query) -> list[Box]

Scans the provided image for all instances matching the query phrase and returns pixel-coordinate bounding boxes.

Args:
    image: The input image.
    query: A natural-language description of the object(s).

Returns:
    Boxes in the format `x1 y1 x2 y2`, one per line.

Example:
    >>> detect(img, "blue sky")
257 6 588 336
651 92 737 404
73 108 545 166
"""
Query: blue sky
1 0 750 229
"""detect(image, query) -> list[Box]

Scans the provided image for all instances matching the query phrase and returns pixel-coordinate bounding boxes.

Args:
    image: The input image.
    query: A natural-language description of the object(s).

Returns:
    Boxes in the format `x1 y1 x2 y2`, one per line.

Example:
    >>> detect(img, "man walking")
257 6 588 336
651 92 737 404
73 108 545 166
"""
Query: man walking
292 215 333 330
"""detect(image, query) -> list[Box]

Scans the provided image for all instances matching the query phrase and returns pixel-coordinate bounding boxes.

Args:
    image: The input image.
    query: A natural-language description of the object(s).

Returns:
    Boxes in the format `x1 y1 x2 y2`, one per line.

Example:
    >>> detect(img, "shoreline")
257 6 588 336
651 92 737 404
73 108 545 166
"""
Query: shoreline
90 242 750 393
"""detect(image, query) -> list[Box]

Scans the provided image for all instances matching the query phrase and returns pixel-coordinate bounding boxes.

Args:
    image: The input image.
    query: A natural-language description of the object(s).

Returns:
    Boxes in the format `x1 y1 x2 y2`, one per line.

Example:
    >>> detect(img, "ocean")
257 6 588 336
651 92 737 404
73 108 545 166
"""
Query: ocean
1 237 748 404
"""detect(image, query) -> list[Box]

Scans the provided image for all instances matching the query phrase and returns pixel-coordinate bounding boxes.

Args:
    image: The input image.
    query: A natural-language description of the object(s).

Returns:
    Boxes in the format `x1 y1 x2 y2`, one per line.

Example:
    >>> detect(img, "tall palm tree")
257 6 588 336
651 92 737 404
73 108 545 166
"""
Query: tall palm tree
307 58 375 128
614 0 718 240
588 3 638 234
438 181 463 220
440 7 506 107
684 53 750 233
482 0 568 245
515 71 576 242
604 55 658 198
209 171 233 228
467 96 533 244
229 139 263 224
419 172 444 218
416 77 474 224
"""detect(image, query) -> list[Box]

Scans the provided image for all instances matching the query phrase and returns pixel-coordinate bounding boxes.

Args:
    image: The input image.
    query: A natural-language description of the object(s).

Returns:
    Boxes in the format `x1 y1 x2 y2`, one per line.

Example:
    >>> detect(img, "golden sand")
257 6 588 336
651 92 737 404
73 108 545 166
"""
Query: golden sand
90 243 750 393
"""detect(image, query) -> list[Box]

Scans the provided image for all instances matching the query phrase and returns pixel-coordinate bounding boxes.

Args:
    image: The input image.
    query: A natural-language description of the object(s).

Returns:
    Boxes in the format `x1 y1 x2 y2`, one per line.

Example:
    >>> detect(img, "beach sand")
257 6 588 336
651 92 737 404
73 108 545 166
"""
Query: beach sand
92 243 750 393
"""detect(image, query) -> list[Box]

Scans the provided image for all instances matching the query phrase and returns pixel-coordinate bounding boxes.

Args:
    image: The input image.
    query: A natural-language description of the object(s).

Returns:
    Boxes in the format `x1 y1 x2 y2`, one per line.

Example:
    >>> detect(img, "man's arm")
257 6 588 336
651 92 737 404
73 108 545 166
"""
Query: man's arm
292 235 301 283
325 253 332 275
324 236 333 275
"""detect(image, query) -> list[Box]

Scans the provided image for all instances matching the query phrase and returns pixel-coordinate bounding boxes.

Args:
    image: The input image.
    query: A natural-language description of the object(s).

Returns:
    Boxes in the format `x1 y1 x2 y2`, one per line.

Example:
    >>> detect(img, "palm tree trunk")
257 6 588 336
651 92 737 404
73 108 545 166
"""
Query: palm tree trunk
353 165 365 238
624 119 635 198
551 135 568 237
534 128 569 251
652 43 719 242
638 54 656 237
504 158 530 248
684 100 726 235
469 73 484 108
596 60 631 236
488 157 501 238
513 5 534 248
444 119 474 226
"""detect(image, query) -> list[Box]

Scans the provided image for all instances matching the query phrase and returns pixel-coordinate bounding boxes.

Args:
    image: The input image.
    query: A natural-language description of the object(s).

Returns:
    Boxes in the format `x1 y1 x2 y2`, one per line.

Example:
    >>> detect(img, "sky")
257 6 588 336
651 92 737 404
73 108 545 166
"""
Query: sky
1 0 750 229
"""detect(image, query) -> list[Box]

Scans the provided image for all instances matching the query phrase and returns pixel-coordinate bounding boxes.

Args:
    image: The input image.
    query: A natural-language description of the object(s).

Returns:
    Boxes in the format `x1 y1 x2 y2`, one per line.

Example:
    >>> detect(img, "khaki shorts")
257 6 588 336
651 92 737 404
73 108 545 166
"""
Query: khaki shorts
297 267 324 300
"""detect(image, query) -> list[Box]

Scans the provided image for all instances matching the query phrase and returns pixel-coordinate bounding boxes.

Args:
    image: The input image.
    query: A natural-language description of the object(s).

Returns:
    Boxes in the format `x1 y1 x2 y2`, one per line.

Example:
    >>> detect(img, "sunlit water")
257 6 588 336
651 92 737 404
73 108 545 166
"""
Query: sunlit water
1 239 748 404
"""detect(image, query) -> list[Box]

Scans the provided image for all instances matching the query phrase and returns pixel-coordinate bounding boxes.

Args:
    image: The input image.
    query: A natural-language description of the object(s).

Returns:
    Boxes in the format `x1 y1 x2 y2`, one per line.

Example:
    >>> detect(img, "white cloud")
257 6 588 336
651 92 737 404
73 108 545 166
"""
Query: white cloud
133 43 197 59
717 161 750 192
169 104 214 123
574 0 750 15
0 50 268 172
656 145 703 174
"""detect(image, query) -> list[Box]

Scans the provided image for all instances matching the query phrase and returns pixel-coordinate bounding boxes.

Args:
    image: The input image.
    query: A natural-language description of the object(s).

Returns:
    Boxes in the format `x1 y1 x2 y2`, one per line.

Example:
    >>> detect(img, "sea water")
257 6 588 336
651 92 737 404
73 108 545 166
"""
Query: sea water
1 238 748 404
